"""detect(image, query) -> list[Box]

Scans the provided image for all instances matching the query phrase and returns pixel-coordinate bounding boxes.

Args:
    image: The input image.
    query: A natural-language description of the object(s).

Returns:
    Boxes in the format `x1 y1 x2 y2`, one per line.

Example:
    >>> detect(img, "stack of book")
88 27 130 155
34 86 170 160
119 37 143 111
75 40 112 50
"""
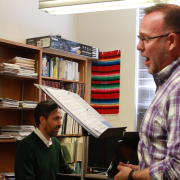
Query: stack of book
41 80 62 101
4 56 38 77
43 57 79 81
64 83 85 99
19 100 38 109
1 125 35 140
58 59 79 81
0 98 19 108
0 63 20 75
41 80 85 101
58 111 82 136
0 134 15 140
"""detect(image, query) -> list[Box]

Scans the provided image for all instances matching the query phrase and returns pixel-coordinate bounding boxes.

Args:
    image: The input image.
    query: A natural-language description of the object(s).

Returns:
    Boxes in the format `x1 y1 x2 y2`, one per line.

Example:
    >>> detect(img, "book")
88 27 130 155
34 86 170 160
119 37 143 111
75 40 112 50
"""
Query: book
0 63 20 75
75 62 79 81
59 60 68 79
73 137 78 162
53 57 59 78
0 135 15 139
34 84 126 138
50 58 54 77
67 61 72 80
76 137 83 161
1 125 34 130
61 112 68 135
1 131 31 136
65 115 73 135
19 100 38 108
64 83 73 92
60 141 74 163
5 56 35 65
58 109 66 135
0 98 19 107
72 61 76 80
58 58 63 78
12 62 34 68
1 125 34 138
2 56 37 77
61 144 72 163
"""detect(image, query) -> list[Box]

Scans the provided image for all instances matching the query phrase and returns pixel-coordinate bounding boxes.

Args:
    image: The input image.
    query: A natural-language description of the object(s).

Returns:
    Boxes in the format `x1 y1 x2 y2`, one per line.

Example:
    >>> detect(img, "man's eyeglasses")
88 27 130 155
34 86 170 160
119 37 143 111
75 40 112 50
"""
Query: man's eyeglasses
137 31 180 45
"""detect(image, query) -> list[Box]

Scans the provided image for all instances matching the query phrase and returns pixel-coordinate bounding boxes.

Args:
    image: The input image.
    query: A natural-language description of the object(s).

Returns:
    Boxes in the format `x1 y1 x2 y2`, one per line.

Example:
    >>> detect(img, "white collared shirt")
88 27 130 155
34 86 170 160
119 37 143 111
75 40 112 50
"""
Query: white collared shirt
34 128 52 148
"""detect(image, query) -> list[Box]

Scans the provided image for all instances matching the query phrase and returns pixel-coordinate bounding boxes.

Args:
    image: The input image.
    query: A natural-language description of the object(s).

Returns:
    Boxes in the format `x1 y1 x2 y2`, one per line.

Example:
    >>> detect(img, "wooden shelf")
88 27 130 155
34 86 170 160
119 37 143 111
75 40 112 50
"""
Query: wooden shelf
68 161 82 164
40 47 88 100
0 38 41 51
42 48 97 61
42 76 84 84
0 107 35 110
56 134 82 138
0 73 38 80
0 139 19 143
0 38 41 172
0 38 88 173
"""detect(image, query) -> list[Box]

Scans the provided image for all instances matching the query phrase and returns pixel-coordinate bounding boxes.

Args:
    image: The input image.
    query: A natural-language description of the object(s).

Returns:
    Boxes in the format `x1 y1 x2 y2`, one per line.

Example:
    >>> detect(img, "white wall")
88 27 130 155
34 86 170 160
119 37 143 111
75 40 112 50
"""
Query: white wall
76 9 137 131
0 0 77 43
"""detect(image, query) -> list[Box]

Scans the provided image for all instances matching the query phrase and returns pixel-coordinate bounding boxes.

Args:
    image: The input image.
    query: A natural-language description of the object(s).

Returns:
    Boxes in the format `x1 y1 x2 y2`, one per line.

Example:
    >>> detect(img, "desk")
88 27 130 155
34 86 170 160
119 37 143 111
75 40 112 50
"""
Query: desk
56 173 110 180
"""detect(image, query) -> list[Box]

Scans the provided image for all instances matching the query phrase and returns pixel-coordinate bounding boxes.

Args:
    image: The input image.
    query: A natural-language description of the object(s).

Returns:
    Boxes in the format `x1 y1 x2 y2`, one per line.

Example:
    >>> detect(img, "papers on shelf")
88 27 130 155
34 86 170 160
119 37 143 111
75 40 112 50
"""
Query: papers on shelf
1 125 35 140
0 99 38 109
0 134 15 139
19 100 38 108
1 125 35 131
0 56 38 77
0 98 19 108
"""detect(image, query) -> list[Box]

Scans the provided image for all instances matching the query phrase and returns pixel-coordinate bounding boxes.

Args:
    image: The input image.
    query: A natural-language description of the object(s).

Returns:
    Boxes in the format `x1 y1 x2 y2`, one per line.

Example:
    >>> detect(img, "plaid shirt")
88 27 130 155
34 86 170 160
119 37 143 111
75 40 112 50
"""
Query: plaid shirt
138 58 180 180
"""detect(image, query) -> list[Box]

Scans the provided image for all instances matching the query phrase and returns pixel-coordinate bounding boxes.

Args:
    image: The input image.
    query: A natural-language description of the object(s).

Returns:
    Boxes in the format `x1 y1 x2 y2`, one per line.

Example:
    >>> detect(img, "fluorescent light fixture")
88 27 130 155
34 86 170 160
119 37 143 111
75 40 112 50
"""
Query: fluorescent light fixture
39 0 180 15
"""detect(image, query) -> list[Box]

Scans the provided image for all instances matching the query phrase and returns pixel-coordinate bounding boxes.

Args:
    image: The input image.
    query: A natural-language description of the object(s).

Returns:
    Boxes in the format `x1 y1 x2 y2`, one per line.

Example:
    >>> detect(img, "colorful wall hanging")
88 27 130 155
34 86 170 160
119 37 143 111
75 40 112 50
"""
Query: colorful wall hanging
90 50 120 114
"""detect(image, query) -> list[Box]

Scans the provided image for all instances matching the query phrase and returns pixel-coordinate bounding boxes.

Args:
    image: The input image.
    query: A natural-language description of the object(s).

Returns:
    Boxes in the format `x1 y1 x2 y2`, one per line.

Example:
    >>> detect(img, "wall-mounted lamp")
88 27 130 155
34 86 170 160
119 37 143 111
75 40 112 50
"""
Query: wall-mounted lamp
39 0 180 15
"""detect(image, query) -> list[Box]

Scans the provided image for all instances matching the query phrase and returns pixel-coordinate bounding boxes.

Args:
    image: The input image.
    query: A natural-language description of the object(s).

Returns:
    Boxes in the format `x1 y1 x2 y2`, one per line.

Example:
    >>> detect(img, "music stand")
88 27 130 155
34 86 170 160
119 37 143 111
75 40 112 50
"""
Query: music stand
34 84 126 180
80 128 89 180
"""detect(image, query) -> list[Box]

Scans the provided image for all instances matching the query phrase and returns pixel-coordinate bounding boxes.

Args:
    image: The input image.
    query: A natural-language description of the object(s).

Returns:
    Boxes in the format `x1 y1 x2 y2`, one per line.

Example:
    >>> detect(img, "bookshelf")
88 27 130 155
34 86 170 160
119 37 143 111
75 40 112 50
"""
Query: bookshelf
39 48 88 137
0 38 90 174
39 48 89 173
0 38 41 173
40 48 88 101
40 48 89 173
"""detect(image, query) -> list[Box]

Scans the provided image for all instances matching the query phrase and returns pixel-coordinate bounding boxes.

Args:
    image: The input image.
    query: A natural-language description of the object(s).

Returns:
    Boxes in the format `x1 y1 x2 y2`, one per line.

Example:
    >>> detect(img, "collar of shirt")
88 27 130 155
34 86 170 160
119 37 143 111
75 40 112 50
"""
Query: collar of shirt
34 128 52 147
153 58 180 90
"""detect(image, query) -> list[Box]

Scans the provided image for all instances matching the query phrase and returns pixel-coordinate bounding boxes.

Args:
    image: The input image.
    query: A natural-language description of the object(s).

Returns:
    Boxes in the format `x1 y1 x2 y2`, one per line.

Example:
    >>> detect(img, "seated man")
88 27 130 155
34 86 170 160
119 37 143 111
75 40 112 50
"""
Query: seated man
14 100 75 180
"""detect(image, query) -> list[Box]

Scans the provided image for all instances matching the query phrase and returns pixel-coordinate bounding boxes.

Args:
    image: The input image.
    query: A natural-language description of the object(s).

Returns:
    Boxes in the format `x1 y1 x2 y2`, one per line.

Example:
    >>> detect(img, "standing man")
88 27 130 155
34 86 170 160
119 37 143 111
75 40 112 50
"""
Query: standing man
15 100 75 180
115 3 180 180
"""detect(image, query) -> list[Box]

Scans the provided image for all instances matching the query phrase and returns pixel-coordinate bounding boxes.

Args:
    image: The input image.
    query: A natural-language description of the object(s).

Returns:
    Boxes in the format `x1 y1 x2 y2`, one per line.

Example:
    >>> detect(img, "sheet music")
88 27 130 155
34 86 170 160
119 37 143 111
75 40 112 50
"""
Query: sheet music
46 87 109 136
35 84 126 138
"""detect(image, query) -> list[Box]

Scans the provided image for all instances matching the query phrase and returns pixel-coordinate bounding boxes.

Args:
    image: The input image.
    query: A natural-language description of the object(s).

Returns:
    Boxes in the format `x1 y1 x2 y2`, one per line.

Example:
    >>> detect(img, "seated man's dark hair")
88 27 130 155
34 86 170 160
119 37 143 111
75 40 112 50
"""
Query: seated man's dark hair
34 100 60 127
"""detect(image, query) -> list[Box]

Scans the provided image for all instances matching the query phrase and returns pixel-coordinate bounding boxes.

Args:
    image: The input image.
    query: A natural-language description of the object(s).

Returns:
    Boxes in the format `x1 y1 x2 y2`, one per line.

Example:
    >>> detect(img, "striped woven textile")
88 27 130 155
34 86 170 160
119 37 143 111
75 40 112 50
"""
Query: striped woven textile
90 50 120 114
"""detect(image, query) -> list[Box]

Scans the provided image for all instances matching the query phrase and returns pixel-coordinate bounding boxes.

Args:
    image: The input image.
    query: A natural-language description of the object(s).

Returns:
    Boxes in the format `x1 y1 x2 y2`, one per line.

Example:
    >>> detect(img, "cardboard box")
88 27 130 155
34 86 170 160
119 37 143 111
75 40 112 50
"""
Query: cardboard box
26 36 99 59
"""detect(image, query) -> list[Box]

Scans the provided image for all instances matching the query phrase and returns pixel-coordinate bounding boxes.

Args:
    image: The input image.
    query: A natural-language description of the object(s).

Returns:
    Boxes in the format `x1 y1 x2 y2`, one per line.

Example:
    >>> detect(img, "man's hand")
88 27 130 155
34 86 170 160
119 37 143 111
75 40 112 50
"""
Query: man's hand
114 163 151 180
114 165 132 180
119 162 139 170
